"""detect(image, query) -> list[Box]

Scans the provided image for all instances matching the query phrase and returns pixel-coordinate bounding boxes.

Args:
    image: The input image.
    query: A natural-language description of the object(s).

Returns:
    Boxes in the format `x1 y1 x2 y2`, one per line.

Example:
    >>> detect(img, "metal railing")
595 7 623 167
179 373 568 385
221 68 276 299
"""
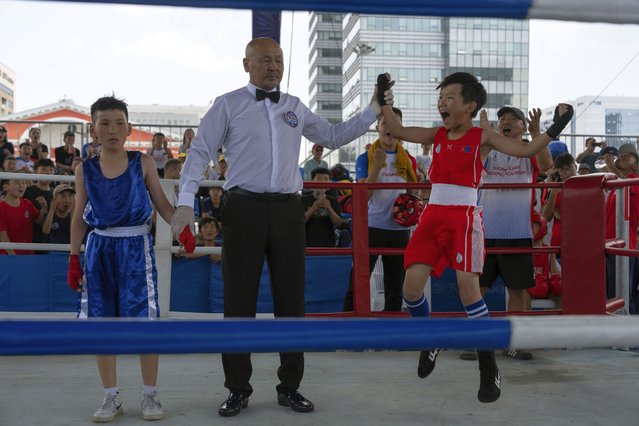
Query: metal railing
300 131 639 173
0 119 199 155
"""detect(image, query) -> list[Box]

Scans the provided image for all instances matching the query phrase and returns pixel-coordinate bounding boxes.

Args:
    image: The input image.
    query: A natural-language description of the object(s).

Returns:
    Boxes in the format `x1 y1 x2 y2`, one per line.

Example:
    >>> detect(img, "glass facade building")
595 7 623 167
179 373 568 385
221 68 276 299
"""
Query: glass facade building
308 14 530 168
308 13 344 124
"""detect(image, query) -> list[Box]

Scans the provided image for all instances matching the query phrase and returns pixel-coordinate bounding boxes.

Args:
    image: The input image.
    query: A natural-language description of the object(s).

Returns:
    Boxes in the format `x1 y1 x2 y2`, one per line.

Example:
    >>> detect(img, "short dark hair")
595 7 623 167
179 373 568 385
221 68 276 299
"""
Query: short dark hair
90 95 129 122
19 142 31 149
199 216 220 231
330 163 351 181
165 158 180 170
392 107 403 120
554 152 576 169
311 167 331 179
437 72 486 118
153 132 165 139
33 158 55 170
378 107 403 123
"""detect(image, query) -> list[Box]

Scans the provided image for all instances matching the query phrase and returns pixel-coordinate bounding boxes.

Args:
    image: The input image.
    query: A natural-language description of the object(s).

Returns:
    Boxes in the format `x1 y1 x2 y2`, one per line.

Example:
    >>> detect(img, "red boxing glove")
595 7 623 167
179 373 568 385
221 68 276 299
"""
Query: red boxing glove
528 274 550 299
179 226 196 254
549 273 562 296
68 255 83 292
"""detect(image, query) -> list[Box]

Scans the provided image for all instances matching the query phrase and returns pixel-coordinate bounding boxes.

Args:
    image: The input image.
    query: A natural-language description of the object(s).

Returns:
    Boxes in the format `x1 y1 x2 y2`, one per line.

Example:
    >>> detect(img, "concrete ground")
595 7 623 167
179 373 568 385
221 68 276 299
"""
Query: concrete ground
1 348 637 426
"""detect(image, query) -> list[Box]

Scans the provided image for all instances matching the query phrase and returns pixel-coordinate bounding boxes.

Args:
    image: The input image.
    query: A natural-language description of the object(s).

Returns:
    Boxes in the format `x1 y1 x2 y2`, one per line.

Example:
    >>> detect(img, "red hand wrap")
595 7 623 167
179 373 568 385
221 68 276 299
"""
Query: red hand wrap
179 226 196 254
68 255 83 291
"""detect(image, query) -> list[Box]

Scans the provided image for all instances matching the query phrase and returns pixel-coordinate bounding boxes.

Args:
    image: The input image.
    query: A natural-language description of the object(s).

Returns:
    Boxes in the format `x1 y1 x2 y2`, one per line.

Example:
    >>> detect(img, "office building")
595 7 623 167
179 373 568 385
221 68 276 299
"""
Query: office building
308 14 530 168
0 63 16 115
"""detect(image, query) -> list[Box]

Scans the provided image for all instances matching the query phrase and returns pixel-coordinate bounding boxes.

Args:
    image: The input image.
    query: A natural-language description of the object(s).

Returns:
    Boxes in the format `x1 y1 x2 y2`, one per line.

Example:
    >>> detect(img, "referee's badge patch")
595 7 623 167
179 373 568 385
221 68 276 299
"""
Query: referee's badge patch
285 111 298 128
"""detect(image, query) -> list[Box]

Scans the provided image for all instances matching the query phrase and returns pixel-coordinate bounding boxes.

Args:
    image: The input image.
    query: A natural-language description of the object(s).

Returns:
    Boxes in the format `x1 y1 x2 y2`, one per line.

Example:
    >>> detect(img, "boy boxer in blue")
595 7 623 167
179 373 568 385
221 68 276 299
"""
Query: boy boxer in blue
69 95 176 422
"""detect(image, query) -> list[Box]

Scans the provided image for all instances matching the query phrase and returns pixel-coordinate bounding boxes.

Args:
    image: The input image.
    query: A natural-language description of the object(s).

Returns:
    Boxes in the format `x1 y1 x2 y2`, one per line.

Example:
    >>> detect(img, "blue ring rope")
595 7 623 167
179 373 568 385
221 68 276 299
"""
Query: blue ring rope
0 318 511 356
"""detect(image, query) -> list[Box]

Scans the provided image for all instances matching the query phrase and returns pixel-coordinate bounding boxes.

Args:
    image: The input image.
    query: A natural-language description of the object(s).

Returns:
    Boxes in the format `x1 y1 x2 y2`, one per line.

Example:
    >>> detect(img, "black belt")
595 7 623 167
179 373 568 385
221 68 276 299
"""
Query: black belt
229 187 298 201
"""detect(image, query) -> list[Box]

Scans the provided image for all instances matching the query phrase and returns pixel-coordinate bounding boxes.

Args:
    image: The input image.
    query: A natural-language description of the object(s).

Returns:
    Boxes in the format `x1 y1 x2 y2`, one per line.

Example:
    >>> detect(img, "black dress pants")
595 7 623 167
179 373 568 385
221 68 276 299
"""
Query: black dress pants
343 227 410 312
220 189 306 396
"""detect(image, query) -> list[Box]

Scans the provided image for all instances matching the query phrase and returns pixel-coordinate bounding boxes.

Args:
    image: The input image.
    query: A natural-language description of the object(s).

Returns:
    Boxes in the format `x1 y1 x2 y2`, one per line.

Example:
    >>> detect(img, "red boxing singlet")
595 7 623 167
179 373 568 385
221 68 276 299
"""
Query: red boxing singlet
428 127 485 188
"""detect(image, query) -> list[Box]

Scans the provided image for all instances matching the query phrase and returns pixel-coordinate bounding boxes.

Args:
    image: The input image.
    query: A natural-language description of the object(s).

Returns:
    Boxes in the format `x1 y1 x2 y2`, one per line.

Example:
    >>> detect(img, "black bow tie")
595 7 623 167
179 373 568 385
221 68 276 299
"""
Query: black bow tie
256 89 280 103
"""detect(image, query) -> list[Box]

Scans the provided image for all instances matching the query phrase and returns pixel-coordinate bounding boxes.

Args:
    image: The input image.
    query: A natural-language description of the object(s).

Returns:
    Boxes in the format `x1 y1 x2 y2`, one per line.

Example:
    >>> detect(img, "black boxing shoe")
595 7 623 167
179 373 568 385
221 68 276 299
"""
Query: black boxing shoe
277 391 315 413
418 348 440 378
477 351 501 403
218 392 249 417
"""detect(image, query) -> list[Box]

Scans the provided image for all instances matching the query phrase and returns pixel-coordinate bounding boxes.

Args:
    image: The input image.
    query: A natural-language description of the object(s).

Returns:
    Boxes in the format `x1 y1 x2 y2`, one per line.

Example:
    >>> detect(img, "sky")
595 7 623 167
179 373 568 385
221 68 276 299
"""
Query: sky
2 1 639 113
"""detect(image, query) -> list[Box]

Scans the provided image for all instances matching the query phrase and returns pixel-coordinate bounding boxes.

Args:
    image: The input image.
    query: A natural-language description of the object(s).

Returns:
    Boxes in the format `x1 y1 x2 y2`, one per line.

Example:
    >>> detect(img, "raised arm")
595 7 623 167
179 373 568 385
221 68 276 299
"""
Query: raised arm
42 197 58 235
528 108 553 172
377 73 438 145
483 104 573 158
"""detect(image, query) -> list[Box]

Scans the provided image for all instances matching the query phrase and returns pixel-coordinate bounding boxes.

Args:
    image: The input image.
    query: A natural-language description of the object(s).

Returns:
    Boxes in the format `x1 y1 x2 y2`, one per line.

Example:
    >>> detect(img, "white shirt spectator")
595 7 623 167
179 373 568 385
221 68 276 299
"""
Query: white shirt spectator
479 150 539 239
416 154 432 178
16 157 34 172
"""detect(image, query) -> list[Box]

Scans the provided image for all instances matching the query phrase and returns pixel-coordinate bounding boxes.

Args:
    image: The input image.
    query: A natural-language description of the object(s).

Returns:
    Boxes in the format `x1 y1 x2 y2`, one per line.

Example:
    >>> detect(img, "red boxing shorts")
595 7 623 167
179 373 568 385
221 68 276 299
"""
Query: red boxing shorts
404 204 485 277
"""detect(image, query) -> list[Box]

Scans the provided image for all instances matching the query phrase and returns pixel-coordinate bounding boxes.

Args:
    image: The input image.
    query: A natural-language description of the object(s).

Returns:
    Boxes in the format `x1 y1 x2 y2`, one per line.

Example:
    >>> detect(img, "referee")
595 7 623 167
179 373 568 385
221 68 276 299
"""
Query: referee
172 37 382 417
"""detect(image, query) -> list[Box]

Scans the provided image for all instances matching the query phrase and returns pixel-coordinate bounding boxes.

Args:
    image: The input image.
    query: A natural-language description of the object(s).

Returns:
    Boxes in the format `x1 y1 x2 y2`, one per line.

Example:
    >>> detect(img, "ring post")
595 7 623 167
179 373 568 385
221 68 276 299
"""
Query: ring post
351 183 371 316
561 174 608 314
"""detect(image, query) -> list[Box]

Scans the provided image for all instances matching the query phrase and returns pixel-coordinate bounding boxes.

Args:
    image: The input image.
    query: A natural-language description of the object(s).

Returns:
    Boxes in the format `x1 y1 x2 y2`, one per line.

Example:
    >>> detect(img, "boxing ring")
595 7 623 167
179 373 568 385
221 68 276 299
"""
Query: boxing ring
3 0 639 357
1 172 639 356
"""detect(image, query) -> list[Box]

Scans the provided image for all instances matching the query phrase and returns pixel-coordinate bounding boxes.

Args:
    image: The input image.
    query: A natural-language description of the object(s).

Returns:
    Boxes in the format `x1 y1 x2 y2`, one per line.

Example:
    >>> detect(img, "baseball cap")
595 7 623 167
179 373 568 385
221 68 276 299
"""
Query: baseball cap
578 163 594 172
53 184 75 196
548 140 569 159
599 146 619 157
497 106 527 131
618 143 639 162
497 107 526 122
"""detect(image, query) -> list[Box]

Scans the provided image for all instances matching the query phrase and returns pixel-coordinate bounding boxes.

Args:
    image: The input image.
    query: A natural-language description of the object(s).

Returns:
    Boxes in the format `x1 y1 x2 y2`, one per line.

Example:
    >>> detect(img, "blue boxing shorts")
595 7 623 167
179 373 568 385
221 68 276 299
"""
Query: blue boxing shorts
78 225 159 319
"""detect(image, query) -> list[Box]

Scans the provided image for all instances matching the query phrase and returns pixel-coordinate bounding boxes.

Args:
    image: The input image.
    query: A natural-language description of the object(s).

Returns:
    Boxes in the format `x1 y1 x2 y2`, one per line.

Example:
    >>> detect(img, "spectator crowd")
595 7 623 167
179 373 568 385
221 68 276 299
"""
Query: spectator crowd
1 120 639 316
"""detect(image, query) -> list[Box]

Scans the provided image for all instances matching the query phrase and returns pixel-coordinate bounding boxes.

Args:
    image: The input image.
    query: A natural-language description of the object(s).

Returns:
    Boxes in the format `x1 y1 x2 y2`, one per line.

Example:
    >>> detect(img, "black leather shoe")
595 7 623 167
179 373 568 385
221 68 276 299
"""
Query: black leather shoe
277 391 314 413
218 392 249 417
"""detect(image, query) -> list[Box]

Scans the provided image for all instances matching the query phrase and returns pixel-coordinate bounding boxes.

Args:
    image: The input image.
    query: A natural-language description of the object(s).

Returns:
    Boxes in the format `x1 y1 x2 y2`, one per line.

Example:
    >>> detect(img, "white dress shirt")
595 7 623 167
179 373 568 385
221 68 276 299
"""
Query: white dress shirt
178 83 377 207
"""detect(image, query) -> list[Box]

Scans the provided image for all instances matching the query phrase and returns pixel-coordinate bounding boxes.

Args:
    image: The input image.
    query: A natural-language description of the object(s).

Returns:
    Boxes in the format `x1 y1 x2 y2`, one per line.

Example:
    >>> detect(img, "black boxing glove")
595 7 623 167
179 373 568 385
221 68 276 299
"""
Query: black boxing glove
377 74 390 107
545 104 574 139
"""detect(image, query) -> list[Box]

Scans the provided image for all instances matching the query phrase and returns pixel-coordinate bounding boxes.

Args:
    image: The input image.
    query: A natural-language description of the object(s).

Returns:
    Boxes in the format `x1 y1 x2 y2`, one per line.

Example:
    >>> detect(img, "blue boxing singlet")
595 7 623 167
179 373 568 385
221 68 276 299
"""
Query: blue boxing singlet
79 151 159 319
83 151 152 228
